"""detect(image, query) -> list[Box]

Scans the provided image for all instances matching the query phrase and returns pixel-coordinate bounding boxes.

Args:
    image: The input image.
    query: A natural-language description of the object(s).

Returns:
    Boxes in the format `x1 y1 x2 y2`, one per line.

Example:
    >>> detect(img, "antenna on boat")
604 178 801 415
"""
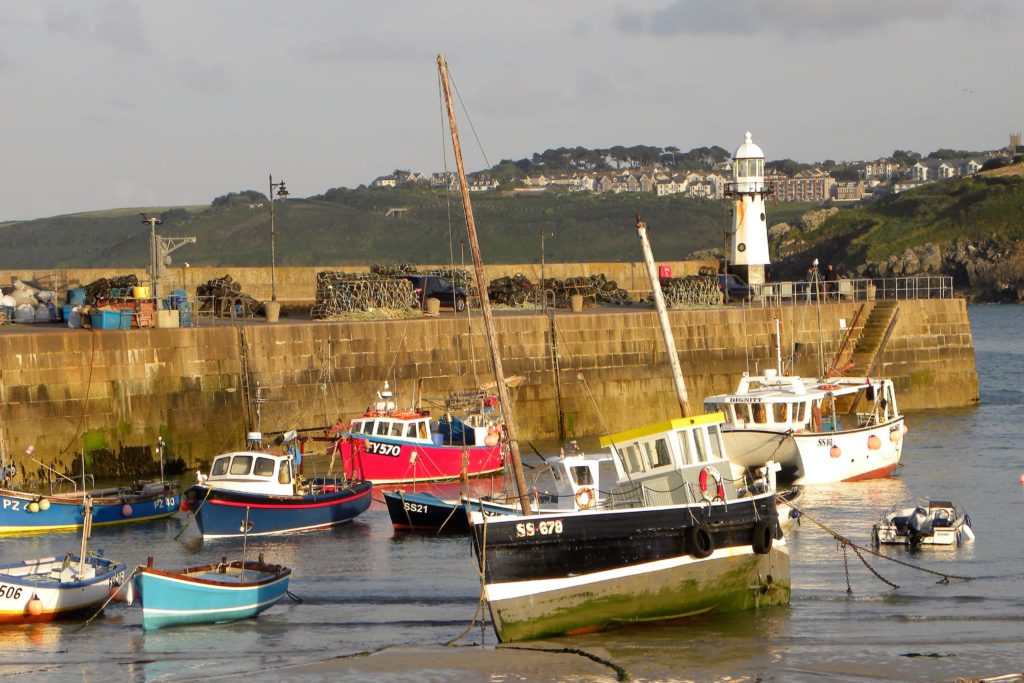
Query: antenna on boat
634 216 691 417
437 53 532 515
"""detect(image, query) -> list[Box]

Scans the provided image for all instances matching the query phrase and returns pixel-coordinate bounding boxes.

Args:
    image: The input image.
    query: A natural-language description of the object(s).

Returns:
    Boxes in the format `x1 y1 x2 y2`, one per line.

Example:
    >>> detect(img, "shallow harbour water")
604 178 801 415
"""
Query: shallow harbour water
2 304 1022 682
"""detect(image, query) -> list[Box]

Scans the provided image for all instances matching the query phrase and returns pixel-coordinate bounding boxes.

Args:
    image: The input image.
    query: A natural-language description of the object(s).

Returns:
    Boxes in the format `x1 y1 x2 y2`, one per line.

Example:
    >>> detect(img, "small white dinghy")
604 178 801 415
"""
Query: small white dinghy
872 500 974 547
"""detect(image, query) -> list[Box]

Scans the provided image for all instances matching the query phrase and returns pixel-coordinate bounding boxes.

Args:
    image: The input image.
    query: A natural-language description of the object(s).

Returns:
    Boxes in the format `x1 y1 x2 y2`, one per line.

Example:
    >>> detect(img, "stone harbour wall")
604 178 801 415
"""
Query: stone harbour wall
0 298 978 477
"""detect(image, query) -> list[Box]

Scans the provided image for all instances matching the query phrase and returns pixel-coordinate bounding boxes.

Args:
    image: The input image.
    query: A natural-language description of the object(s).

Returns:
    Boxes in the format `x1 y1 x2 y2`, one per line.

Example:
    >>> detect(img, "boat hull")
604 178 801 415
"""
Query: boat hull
720 430 800 471
0 555 127 624
0 484 181 535
335 436 503 484
383 490 517 533
186 479 372 538
791 418 904 485
469 495 789 642
135 561 290 630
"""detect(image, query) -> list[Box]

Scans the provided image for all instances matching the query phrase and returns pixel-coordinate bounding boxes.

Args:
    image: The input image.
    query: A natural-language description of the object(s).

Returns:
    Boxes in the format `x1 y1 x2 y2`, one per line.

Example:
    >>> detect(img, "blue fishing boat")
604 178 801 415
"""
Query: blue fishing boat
0 481 181 536
133 554 290 630
183 441 372 538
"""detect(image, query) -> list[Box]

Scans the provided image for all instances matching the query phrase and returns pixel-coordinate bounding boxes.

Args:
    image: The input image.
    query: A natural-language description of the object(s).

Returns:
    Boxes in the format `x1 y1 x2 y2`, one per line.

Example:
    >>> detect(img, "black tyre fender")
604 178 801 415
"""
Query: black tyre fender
751 519 774 554
455 297 467 313
686 524 714 559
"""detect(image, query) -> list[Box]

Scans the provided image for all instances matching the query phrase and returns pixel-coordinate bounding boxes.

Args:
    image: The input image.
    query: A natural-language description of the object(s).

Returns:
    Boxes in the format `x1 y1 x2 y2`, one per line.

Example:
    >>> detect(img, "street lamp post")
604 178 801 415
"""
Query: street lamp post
268 174 289 302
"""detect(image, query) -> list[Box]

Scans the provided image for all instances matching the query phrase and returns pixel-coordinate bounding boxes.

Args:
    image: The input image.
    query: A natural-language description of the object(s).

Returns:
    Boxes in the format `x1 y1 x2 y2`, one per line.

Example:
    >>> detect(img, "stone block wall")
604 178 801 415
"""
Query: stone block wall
0 299 978 476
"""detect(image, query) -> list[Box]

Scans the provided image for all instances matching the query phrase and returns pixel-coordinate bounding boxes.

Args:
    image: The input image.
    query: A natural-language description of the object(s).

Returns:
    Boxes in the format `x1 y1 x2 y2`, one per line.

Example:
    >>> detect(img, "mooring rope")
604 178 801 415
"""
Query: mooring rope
788 499 973 587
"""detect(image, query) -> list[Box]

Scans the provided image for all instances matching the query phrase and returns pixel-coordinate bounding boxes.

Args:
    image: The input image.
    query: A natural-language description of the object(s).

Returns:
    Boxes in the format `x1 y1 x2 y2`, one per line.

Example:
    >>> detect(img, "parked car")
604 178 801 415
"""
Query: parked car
398 275 468 312
717 273 753 301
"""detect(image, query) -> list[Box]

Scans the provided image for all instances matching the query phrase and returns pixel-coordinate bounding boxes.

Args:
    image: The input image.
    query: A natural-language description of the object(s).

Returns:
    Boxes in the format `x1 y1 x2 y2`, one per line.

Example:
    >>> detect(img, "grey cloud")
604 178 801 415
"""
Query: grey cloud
95 0 149 53
615 0 1017 39
303 36 429 64
44 5 88 35
177 63 231 95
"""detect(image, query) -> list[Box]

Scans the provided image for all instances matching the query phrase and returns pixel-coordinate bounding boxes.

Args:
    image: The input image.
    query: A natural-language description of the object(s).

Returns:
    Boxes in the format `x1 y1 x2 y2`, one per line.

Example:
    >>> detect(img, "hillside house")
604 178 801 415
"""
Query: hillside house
765 168 835 202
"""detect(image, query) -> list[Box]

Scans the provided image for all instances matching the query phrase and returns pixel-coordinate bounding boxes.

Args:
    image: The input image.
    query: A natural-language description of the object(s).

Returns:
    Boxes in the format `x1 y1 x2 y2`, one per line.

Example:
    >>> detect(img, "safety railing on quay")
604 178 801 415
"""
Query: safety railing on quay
747 275 954 308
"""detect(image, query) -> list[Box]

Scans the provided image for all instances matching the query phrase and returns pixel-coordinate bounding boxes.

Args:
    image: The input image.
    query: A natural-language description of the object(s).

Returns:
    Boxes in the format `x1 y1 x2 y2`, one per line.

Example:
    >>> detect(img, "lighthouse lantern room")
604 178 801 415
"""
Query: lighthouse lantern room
726 131 771 288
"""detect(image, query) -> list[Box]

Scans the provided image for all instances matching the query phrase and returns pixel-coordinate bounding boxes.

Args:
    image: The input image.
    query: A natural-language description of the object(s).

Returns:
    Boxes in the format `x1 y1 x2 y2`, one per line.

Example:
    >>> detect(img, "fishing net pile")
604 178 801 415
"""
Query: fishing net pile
195 275 263 317
311 272 416 318
658 275 722 308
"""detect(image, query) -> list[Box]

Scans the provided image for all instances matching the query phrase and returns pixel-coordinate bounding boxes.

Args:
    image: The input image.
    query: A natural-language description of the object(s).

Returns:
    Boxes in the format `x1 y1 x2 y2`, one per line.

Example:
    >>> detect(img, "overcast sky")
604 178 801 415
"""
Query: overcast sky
1 0 1021 221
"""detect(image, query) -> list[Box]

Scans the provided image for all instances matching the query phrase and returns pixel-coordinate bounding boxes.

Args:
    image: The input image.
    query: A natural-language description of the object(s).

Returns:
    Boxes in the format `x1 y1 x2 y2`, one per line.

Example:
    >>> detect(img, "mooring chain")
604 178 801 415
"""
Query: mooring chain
790 500 973 588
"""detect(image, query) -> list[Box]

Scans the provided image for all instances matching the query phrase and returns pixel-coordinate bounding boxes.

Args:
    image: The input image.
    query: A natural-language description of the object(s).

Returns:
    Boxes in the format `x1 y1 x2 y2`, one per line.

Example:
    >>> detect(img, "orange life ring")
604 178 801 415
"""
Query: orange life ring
575 487 596 509
698 466 725 503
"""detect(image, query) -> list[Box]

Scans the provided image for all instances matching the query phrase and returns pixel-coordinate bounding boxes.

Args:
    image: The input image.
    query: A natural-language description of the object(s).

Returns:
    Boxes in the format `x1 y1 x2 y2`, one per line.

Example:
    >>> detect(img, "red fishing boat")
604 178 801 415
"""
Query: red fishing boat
326 381 506 484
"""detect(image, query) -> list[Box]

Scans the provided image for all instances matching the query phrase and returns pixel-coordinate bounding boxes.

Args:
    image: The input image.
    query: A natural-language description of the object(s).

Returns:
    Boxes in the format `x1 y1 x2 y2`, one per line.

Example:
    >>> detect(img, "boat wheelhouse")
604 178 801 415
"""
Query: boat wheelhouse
703 370 905 484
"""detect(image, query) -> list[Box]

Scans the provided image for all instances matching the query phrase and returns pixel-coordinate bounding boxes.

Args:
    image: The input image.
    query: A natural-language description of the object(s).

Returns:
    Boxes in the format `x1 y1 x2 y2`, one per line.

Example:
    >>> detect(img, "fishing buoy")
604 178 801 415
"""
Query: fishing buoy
1019 472 1024 485
902 423 909 434
867 434 881 450
27 595 43 616
829 445 841 459
890 429 902 442
179 499 190 512
38 498 50 511
121 504 133 517
27 501 39 513
484 425 499 447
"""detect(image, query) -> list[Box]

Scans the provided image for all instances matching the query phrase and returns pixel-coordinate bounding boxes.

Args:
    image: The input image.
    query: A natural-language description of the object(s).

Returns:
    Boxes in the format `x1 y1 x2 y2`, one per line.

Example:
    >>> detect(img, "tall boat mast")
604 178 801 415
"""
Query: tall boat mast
635 216 691 417
437 54 532 515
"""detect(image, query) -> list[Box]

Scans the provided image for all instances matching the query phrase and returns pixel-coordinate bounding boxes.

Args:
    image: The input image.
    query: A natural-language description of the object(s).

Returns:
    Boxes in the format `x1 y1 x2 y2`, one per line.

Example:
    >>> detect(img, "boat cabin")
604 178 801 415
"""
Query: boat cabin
544 444 613 510
204 451 295 495
350 414 433 443
600 412 738 507
703 371 901 434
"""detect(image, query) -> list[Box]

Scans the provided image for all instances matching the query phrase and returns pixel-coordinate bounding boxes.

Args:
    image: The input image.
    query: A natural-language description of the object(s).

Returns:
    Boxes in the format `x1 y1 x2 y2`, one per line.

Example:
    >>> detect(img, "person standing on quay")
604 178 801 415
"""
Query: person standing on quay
825 263 839 300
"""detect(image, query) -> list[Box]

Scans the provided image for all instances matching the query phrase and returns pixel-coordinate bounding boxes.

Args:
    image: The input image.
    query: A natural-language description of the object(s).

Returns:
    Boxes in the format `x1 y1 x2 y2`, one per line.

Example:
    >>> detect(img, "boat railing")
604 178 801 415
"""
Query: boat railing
751 275 954 307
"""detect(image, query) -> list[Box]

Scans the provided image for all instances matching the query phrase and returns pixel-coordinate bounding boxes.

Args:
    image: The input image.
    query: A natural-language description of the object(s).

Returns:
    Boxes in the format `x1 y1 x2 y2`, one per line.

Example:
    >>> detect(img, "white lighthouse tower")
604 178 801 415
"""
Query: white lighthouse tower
726 131 771 287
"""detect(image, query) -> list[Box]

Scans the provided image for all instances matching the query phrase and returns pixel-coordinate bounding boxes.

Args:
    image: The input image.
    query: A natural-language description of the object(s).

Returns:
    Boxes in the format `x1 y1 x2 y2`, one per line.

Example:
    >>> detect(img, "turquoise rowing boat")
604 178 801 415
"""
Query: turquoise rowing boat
133 555 290 631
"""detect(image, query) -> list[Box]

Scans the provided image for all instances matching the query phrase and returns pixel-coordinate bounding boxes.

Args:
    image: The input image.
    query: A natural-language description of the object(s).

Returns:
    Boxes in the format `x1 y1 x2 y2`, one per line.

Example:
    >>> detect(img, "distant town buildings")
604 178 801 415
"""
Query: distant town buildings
365 136 1018 202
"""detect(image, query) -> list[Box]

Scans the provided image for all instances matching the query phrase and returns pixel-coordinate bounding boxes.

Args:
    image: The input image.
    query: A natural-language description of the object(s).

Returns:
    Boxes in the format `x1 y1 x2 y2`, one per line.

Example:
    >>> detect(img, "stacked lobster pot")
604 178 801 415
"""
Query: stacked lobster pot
311 272 416 319
658 275 721 308
195 275 263 318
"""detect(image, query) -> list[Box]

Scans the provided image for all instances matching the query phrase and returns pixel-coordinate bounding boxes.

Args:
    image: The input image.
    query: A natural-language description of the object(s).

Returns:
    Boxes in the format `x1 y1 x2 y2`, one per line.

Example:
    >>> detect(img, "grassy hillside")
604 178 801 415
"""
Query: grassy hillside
0 187 821 269
770 173 1024 277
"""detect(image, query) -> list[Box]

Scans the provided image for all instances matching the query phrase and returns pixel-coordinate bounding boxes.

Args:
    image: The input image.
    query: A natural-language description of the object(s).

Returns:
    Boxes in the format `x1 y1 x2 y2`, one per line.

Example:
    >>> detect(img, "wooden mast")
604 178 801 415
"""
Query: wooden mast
437 54 532 515
635 215 691 417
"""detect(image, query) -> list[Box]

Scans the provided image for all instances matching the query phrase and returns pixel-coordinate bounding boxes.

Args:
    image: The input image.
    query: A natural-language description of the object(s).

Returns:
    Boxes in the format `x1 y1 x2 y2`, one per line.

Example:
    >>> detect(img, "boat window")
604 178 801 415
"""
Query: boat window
650 438 672 468
623 443 646 473
229 455 253 476
253 457 276 477
693 431 709 463
734 404 750 424
795 402 807 423
211 457 230 477
751 403 768 424
676 431 697 465
707 425 725 460
773 402 789 423
375 421 389 436
389 421 403 436
278 459 291 485
418 422 429 439
571 465 594 486
551 467 564 486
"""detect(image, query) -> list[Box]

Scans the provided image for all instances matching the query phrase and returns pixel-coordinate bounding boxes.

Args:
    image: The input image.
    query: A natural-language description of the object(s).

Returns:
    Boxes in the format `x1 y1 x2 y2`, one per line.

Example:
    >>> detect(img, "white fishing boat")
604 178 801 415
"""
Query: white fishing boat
704 369 906 485
872 500 974 547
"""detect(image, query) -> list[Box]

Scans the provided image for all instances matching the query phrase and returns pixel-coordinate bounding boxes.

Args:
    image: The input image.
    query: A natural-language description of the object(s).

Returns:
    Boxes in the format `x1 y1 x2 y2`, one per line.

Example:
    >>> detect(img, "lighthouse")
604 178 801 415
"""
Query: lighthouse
726 131 771 288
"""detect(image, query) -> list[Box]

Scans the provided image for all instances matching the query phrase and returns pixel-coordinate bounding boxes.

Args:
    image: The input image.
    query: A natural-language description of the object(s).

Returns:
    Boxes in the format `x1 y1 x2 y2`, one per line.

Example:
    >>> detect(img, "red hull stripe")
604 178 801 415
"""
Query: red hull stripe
208 490 369 510
844 463 899 482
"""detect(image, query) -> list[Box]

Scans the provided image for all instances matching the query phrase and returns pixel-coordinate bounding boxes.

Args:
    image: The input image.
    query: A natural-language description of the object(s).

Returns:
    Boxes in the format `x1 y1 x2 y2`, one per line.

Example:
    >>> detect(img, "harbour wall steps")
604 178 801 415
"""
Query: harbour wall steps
0 299 977 477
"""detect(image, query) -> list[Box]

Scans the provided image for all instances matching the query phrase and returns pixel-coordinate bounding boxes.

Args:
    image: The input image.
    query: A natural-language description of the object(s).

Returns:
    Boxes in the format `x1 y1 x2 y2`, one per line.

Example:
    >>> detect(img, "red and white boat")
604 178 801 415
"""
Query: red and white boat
326 382 505 485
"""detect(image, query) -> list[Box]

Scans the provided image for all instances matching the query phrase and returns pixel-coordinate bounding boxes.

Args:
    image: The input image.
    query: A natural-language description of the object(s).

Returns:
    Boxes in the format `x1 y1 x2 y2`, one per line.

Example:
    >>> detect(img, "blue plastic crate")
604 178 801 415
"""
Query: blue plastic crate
120 310 133 329
90 309 121 330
